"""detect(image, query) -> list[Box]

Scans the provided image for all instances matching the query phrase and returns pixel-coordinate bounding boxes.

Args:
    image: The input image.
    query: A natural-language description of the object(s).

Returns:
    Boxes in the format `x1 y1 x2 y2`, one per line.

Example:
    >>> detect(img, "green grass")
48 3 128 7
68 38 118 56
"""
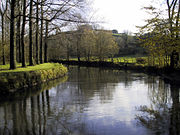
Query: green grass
61 56 174 68
0 63 68 91
63 57 148 64
0 63 64 73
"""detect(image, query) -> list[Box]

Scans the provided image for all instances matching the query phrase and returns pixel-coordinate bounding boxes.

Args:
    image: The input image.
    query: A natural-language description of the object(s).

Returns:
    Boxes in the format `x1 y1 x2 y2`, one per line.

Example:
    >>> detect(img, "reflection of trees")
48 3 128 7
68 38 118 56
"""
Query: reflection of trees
0 76 67 135
136 76 180 135
169 85 180 135
68 66 136 103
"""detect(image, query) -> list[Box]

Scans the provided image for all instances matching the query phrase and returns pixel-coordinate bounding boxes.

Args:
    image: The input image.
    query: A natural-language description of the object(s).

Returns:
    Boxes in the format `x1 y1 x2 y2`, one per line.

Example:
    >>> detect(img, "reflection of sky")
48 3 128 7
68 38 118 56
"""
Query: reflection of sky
83 80 151 135
40 70 160 135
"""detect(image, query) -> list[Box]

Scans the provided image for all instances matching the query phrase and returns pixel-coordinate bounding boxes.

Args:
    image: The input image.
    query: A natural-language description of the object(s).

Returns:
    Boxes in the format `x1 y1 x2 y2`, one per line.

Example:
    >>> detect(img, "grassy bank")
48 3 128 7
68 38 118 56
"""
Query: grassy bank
0 63 68 92
60 56 175 68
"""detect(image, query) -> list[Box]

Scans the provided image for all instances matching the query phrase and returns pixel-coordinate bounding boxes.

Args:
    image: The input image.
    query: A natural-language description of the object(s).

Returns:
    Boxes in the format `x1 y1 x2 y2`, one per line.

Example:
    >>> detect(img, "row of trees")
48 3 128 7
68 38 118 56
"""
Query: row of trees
138 0 180 68
0 0 87 69
48 25 119 61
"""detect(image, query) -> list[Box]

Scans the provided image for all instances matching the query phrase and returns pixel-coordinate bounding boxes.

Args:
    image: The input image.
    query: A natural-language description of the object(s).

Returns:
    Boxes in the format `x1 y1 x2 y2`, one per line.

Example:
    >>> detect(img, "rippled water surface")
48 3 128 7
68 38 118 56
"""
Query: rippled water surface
0 66 180 135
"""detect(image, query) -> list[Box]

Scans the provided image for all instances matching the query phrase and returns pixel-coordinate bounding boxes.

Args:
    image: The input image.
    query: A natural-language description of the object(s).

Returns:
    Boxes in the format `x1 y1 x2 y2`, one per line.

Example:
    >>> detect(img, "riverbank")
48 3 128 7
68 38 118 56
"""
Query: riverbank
51 60 180 84
0 76 68 103
0 63 68 93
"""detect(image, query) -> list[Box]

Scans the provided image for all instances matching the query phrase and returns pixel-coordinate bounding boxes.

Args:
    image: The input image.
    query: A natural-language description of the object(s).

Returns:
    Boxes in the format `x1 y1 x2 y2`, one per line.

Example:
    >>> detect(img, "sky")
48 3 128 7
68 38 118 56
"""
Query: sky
91 0 152 33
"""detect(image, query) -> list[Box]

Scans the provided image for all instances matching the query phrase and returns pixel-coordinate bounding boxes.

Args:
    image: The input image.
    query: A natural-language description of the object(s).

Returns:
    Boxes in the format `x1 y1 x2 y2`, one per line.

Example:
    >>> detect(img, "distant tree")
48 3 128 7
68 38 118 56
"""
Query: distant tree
112 29 118 34
95 30 119 61
81 28 96 61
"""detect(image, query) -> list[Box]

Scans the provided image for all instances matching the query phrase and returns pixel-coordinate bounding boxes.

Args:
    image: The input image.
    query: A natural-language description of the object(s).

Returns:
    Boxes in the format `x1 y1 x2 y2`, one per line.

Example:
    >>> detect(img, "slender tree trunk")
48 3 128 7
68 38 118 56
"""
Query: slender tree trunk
2 16 5 65
21 0 26 67
44 20 49 63
40 0 43 64
35 0 39 64
16 0 21 63
10 0 16 69
77 37 80 62
29 0 33 66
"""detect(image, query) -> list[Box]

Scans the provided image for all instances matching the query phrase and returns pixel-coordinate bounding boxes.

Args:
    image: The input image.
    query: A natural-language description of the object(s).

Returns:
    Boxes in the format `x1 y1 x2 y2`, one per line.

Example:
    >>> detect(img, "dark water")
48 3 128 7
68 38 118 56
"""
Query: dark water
0 66 180 135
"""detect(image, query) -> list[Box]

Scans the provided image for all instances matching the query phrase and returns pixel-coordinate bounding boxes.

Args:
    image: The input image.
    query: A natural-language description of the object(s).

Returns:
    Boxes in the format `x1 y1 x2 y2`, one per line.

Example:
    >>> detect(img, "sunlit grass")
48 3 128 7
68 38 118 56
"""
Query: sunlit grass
60 56 173 68
62 57 148 64
0 63 64 73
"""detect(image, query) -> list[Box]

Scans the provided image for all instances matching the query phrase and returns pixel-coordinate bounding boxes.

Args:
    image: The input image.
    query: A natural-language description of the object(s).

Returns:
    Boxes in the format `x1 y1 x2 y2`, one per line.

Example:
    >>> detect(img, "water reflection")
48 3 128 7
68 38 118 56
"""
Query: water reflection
0 66 179 135
136 75 180 135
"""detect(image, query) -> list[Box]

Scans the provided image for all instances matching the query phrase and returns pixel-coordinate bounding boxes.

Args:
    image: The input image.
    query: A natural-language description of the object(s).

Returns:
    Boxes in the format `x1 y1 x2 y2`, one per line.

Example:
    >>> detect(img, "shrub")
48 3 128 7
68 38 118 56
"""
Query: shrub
136 58 146 64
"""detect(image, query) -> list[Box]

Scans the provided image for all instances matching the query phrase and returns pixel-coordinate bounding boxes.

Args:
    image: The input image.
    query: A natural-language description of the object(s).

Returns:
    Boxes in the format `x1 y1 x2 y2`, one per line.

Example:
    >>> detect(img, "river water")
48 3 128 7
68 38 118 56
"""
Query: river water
0 66 180 135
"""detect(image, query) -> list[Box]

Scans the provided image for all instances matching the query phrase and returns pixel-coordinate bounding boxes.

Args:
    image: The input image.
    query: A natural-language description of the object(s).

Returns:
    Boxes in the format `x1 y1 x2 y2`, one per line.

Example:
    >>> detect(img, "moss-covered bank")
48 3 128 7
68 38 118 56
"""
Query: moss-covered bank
0 63 67 93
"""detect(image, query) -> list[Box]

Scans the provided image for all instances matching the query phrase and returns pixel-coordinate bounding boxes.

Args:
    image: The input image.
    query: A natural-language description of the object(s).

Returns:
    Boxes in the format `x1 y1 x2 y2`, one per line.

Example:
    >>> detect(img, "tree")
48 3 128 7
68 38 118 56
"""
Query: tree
166 0 180 68
10 0 16 69
29 0 33 66
39 0 44 64
35 0 39 64
44 20 49 63
0 0 8 65
16 0 22 63
95 30 119 61
138 1 180 68
21 0 27 67
81 27 96 61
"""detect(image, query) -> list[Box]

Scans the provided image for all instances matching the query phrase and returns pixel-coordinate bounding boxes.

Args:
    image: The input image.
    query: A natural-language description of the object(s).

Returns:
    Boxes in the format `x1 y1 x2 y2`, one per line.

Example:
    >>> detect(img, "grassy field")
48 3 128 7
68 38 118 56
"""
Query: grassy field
63 57 148 65
61 56 173 68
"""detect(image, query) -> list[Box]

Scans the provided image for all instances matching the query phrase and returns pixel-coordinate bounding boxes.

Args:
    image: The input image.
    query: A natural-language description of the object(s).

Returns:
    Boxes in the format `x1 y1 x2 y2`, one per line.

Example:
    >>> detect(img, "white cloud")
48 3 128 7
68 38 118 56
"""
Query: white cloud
92 0 152 33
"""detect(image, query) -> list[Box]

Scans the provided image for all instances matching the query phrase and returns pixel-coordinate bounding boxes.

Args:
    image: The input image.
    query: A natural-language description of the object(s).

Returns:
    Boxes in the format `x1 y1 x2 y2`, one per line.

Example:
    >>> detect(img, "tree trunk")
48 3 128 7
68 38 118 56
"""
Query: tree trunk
21 0 26 67
16 0 21 63
40 0 43 64
35 0 39 64
2 15 5 65
10 0 16 69
29 0 33 66
44 20 48 63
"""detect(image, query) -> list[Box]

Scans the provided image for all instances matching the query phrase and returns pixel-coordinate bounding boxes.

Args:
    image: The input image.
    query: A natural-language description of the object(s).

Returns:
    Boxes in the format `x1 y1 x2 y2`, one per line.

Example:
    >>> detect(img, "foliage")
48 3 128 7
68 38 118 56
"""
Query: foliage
95 30 119 61
48 27 119 61
136 57 147 64
137 1 180 68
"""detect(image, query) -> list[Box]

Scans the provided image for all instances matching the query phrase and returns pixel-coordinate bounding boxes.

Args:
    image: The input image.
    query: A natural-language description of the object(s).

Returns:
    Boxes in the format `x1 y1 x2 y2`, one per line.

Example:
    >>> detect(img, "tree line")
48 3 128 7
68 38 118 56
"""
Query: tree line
48 25 119 62
48 25 146 61
0 0 87 69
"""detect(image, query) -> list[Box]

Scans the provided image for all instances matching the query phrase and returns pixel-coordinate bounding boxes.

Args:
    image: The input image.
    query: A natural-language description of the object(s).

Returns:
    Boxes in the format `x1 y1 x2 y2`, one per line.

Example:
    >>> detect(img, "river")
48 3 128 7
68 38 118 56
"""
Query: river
0 66 179 135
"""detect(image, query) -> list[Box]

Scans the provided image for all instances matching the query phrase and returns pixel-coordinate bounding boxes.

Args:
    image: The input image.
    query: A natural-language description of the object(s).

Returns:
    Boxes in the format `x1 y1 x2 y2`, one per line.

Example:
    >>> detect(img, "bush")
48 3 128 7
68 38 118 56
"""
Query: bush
136 58 146 64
